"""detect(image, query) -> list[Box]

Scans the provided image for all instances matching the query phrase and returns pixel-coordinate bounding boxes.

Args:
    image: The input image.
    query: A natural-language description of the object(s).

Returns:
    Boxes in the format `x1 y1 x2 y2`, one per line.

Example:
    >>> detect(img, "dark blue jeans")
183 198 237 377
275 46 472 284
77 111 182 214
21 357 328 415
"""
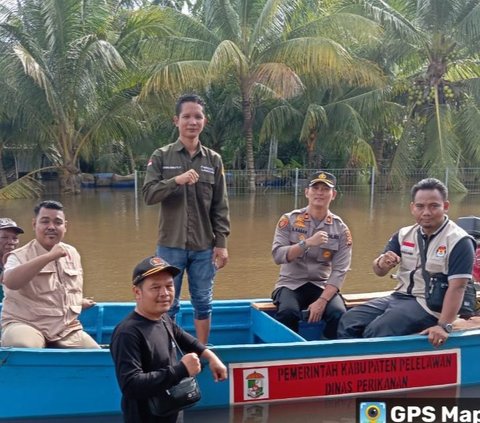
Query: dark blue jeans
337 292 438 338
156 246 216 320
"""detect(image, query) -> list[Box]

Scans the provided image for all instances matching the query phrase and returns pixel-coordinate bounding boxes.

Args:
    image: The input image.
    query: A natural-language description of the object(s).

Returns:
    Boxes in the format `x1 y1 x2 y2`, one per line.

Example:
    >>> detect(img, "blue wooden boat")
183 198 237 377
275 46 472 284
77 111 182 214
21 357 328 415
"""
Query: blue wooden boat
80 173 135 188
1 297 480 420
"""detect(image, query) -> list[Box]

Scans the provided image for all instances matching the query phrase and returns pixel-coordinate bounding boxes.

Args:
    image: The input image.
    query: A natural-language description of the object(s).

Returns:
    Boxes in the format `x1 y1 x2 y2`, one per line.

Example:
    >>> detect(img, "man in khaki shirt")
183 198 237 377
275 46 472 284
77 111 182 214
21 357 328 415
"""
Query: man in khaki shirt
1 200 99 348
272 171 352 339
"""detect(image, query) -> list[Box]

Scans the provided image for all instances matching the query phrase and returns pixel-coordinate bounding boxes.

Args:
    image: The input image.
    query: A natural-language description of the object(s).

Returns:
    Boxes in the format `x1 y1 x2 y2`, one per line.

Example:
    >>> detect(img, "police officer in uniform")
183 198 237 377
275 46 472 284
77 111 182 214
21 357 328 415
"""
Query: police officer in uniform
271 171 353 339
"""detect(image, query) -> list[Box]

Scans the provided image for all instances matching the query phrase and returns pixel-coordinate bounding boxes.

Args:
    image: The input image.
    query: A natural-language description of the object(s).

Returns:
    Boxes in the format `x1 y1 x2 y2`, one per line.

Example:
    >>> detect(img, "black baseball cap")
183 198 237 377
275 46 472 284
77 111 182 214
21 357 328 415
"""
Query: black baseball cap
308 171 336 188
132 256 181 285
0 218 24 234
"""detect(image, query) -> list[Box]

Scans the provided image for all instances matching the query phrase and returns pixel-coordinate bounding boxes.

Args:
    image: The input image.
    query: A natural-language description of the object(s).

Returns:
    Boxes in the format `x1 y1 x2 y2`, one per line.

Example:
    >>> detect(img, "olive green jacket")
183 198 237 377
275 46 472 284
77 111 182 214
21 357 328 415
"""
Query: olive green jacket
143 139 230 250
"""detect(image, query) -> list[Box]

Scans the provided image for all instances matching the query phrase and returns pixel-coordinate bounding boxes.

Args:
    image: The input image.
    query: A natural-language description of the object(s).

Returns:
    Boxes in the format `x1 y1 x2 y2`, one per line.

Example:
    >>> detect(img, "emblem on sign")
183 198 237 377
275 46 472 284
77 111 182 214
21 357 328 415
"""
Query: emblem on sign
244 369 269 400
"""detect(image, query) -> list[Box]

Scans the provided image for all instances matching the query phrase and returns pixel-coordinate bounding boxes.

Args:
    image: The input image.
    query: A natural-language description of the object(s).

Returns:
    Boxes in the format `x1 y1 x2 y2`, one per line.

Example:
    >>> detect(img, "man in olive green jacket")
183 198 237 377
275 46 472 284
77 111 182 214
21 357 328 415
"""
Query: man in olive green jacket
143 93 230 344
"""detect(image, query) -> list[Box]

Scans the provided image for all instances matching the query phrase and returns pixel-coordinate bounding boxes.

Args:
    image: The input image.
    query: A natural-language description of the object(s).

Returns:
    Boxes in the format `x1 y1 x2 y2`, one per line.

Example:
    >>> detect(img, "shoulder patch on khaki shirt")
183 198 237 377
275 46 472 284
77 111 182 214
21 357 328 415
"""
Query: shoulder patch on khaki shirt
344 228 353 246
278 216 289 229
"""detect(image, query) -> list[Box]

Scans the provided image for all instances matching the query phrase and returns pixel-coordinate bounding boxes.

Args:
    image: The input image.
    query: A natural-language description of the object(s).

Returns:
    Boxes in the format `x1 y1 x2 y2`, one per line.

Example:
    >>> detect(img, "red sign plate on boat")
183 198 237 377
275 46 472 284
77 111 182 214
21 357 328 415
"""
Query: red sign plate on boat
229 349 460 404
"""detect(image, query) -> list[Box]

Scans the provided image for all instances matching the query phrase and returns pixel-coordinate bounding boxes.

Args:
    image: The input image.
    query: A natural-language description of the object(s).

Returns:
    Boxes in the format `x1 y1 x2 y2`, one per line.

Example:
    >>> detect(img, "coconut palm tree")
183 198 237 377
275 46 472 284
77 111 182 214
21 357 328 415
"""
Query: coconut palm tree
358 0 480 190
0 0 151 194
260 82 394 170
256 0 392 171
141 0 385 191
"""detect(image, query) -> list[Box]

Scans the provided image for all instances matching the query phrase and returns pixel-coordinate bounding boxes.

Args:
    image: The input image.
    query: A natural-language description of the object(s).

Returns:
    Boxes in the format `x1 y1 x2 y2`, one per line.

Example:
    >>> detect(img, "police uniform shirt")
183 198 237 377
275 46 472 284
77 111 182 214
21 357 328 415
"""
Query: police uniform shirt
272 208 352 291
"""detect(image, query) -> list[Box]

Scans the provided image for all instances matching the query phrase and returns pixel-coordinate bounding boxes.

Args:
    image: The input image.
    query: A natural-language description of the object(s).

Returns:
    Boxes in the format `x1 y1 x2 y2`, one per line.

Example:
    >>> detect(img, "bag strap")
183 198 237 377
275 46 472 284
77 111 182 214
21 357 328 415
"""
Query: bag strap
417 229 432 291
162 318 185 357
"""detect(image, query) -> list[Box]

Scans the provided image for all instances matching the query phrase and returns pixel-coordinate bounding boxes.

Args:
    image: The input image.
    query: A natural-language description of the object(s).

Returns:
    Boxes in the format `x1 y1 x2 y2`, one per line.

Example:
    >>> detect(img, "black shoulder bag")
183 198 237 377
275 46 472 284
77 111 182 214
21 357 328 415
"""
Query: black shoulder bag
148 320 201 417
417 230 476 317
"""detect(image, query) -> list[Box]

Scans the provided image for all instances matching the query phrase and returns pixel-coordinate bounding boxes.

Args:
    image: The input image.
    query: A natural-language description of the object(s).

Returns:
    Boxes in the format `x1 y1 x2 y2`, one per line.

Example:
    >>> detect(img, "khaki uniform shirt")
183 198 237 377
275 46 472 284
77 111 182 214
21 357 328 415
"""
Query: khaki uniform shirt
1 239 84 341
272 208 353 290
142 139 230 250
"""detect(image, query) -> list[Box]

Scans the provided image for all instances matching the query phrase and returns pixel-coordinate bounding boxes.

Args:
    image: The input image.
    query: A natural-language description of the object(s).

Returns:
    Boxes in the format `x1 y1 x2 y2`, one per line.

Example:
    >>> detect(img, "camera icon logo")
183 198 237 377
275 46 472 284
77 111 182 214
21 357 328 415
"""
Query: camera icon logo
359 402 386 423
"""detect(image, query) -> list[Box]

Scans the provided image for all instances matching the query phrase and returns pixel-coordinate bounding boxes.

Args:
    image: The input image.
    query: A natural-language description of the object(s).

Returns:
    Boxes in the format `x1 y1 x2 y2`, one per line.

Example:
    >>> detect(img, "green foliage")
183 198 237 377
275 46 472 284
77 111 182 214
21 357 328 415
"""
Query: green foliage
2 0 480 196
361 0 480 191
0 168 55 199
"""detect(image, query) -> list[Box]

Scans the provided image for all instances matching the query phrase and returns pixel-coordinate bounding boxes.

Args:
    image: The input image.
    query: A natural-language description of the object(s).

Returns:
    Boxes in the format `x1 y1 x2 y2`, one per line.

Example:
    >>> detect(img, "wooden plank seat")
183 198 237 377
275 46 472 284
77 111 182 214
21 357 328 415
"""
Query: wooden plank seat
453 316 480 331
252 291 480 333
252 290 395 313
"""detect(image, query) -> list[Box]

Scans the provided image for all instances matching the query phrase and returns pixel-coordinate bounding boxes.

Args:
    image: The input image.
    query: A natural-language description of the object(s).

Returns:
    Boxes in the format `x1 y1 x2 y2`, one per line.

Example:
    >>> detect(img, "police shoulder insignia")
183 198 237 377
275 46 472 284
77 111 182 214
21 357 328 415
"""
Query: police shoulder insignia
278 216 289 229
294 215 306 228
344 228 353 246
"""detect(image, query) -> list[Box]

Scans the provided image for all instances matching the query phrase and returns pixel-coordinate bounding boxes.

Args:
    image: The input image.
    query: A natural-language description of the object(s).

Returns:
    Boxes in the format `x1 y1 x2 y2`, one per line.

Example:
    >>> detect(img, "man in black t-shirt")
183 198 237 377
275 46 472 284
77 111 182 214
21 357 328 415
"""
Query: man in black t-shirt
110 256 227 423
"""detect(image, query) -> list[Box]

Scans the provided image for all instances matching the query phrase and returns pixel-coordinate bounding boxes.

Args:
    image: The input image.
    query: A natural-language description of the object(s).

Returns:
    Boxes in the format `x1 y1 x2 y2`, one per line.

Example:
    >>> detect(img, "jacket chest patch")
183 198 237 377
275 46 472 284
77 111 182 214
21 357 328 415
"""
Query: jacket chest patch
200 165 214 174
401 241 415 255
436 245 447 257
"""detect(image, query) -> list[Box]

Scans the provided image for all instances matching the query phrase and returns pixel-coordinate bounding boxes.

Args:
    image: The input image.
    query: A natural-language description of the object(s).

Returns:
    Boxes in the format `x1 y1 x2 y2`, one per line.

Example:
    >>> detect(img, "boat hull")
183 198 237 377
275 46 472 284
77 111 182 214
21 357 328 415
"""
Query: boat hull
1 300 480 419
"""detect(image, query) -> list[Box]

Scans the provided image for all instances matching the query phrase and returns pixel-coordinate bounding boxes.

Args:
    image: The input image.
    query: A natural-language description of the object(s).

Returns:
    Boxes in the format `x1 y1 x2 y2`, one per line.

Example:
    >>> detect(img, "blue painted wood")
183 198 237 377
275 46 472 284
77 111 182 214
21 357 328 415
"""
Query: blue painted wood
1 300 480 419
250 307 304 343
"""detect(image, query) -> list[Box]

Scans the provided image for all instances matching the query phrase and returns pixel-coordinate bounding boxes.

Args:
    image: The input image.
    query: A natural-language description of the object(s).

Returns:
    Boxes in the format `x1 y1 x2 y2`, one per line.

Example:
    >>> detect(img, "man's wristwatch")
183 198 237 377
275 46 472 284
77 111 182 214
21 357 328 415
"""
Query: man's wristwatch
439 323 453 333
298 240 308 251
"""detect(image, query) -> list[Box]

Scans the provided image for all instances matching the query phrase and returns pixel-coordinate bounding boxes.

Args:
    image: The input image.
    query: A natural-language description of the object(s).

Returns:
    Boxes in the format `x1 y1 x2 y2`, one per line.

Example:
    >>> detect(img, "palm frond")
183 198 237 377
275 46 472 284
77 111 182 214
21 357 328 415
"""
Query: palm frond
289 13 382 47
327 102 366 137
299 104 328 144
141 60 210 98
389 117 421 188
265 38 385 88
422 110 457 169
455 100 480 164
456 0 480 44
0 167 57 199
253 62 304 98
360 0 422 43
208 40 248 78
250 0 300 54
259 104 303 143
349 137 377 169
446 60 480 81
202 0 241 42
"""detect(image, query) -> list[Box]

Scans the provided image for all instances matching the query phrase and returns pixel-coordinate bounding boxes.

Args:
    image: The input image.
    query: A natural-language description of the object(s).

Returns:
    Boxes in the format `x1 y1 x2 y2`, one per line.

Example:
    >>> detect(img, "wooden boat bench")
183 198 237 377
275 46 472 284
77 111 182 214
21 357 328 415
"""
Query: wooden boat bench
251 290 395 313
252 290 480 334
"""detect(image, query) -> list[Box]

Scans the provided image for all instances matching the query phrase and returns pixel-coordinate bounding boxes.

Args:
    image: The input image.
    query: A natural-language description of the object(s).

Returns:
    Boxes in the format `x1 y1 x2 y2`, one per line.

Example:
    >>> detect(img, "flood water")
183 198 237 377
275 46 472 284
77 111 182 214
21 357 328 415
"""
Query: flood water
2 189 479 301
2 189 480 422
12 384 480 423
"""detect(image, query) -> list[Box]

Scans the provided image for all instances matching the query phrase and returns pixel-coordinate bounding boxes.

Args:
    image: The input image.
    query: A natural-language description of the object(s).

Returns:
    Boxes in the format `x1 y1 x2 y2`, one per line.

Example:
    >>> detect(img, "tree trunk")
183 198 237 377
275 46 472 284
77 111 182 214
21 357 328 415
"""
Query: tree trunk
126 144 136 174
267 137 278 172
0 145 7 188
241 85 256 193
59 163 81 194
371 129 385 165
307 130 317 168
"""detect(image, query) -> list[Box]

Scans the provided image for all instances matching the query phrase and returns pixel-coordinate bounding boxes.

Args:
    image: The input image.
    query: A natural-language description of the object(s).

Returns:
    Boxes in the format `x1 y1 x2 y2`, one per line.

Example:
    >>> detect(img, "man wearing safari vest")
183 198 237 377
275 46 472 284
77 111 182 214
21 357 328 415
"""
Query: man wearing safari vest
338 178 476 347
